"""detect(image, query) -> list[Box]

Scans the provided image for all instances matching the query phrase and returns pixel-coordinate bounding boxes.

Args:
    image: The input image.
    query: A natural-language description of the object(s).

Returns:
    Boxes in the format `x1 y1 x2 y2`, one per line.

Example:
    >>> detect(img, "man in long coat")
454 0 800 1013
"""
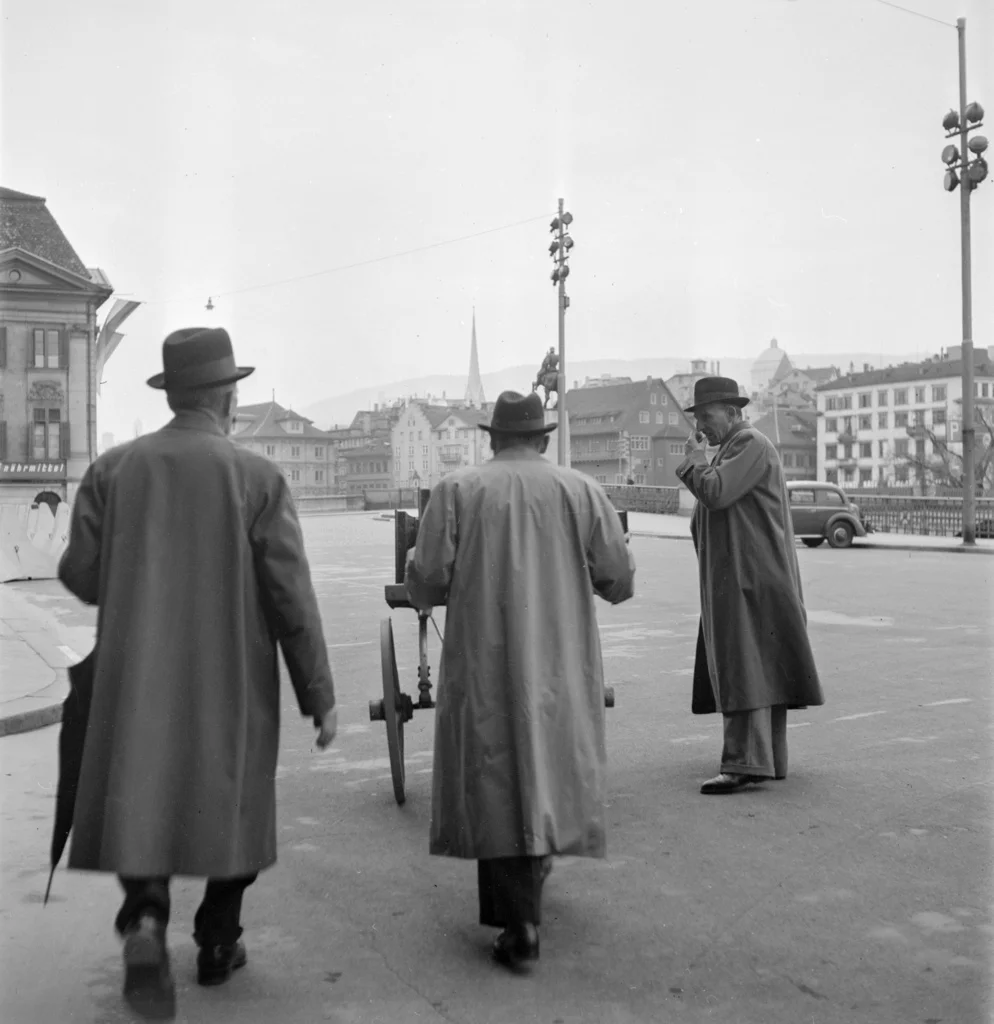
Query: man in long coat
676 376 824 795
58 327 337 1012
405 390 636 971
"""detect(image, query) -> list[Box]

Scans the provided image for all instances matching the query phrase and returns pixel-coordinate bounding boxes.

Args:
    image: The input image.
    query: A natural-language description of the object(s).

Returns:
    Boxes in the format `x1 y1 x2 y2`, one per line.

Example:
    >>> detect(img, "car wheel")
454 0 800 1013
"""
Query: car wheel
827 522 854 549
802 537 825 548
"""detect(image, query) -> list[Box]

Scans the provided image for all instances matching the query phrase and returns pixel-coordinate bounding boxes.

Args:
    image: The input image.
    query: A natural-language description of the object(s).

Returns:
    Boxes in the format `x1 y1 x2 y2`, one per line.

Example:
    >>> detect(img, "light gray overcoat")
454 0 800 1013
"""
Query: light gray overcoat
406 446 636 861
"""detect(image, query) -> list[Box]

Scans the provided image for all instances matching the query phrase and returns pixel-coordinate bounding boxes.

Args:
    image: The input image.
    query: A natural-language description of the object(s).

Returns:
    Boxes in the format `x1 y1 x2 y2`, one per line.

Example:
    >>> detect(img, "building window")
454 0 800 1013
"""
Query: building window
422 445 428 455
858 415 872 431
595 475 607 483
912 410 925 427
859 442 872 458
650 393 657 405
843 444 853 460
842 468 854 482
933 408 947 426
655 412 664 424
841 395 852 410
826 397 838 411
669 443 682 455
265 444 276 457
290 469 300 482
894 411 909 428
931 385 946 402
660 393 667 406
782 452 794 467
878 440 887 457
895 466 909 483
32 408 61 459
315 446 324 458
408 446 414 457
877 390 889 405
825 418 838 432
422 460 429 470
315 470 324 483
914 387 926 403
657 457 665 467
630 436 650 451
33 328 61 369
858 392 872 408
639 411 650 424
894 389 908 405
895 438 910 457
877 412 888 429
859 468 872 484
826 444 838 460
668 413 679 426
291 446 301 457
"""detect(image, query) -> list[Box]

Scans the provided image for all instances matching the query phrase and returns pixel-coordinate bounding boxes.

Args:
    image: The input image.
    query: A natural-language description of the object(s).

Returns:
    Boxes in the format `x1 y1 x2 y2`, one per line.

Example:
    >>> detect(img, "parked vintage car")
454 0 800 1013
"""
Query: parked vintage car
786 480 870 549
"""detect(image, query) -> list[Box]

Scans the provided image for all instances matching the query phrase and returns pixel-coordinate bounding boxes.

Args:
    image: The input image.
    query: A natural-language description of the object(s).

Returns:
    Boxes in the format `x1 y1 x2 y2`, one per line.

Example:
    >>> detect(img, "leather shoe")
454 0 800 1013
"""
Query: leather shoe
493 923 540 972
700 773 767 794
195 938 248 987
122 914 176 1019
540 856 553 882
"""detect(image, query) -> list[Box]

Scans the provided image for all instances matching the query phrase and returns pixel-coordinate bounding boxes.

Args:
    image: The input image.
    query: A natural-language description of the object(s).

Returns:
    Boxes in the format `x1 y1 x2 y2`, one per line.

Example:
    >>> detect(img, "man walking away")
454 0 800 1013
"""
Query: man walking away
406 390 636 971
58 327 338 1017
676 376 824 795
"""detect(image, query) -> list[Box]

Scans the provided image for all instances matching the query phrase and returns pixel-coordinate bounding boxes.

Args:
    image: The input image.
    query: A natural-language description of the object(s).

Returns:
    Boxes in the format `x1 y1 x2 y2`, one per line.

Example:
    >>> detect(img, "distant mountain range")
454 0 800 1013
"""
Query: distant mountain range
300 352 921 430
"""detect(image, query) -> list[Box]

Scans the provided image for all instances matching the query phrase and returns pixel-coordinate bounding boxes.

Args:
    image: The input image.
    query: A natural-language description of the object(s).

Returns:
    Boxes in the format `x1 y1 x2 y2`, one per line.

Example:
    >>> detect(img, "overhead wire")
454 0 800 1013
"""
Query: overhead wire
870 0 957 29
116 211 556 307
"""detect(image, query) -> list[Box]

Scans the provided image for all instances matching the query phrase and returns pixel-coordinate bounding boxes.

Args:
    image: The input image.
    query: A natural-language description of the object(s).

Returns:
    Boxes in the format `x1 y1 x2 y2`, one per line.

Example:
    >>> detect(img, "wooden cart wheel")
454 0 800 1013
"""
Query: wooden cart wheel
380 618 407 805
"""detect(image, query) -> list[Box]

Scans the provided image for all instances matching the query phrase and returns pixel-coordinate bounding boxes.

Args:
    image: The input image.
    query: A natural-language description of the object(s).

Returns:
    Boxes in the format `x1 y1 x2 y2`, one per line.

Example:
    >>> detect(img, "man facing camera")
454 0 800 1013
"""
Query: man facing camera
676 376 824 795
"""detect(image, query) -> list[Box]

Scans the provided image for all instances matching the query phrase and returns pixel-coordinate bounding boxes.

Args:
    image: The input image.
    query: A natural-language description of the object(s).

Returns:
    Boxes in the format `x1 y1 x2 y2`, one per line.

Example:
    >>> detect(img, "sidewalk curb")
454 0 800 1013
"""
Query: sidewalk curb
630 531 994 555
0 669 67 737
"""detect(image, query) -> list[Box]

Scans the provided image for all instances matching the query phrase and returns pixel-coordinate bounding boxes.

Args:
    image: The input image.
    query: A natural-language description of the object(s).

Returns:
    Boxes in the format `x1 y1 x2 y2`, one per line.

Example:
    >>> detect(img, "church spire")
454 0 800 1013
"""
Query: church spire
464 308 486 408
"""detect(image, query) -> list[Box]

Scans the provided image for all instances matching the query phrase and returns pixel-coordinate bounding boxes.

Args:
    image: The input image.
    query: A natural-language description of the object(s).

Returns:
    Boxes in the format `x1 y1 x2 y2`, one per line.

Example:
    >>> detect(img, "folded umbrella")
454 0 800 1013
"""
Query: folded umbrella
44 650 95 906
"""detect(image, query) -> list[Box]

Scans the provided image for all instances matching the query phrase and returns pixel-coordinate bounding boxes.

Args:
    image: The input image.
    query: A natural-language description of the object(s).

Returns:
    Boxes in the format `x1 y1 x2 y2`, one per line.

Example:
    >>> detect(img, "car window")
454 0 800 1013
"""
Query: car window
789 490 815 505
818 490 844 506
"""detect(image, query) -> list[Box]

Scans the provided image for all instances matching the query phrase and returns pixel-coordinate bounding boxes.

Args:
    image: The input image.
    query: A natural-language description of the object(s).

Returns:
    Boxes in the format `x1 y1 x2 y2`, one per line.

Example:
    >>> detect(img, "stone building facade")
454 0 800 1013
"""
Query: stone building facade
0 188 113 503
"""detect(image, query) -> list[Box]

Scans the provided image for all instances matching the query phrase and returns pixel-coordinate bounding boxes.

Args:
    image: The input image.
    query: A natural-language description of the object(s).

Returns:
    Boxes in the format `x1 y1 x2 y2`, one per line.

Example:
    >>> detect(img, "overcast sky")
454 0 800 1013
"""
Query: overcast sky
3 0 992 439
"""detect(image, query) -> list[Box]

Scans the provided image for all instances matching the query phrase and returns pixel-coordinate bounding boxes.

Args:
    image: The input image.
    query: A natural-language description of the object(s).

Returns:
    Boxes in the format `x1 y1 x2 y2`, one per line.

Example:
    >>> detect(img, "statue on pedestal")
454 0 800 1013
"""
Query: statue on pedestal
532 348 560 410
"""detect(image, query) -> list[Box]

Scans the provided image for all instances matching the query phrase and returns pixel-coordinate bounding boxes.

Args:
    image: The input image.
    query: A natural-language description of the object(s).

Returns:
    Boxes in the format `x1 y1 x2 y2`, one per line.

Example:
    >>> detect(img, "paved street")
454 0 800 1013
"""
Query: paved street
1 514 991 1024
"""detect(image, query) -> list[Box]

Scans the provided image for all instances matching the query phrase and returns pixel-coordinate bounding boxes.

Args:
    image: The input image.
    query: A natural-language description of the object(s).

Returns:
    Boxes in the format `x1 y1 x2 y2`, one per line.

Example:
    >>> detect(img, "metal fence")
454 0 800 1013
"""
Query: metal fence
604 484 681 515
854 495 994 536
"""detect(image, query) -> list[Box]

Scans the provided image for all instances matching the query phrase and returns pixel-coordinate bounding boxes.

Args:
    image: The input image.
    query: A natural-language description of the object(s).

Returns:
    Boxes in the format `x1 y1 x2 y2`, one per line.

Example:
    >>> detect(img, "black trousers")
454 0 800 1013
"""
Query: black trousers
115 875 257 946
477 857 545 928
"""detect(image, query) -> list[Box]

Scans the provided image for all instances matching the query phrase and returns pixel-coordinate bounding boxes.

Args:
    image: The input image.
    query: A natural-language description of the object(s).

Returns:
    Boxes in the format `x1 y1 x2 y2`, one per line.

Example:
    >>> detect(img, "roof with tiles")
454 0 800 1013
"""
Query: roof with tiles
565 378 693 437
0 187 90 277
798 366 840 384
814 352 994 392
750 408 818 447
233 401 331 440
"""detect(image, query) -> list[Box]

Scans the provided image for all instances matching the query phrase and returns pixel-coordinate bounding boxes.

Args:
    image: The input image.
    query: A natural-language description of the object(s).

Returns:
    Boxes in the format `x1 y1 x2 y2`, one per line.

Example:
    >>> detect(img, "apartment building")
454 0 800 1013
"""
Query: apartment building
391 400 492 489
814 347 994 490
565 376 694 486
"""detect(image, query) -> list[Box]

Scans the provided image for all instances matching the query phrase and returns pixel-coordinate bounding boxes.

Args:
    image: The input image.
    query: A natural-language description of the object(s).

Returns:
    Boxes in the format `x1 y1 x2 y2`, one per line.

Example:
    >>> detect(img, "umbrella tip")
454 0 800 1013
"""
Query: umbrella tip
43 866 55 906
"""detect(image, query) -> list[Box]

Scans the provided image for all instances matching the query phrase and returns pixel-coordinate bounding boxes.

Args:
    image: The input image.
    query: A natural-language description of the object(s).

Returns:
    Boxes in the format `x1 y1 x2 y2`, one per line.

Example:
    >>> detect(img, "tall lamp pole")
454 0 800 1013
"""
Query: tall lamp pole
549 199 574 467
941 17 987 545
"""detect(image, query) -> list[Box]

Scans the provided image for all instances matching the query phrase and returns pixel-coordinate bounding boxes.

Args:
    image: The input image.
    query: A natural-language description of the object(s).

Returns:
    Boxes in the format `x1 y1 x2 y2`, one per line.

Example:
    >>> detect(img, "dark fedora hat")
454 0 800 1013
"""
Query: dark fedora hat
684 376 750 414
479 390 557 435
147 327 255 390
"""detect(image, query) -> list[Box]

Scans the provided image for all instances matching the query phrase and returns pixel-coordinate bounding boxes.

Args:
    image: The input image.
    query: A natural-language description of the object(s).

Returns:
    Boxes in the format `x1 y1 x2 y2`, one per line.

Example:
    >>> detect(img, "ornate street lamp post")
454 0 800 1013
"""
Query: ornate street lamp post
941 17 987 545
549 199 574 467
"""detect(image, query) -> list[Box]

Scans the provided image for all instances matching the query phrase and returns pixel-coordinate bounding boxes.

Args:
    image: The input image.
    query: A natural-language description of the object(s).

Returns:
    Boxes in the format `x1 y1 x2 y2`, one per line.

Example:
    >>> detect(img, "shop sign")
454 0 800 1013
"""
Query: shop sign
0 461 67 479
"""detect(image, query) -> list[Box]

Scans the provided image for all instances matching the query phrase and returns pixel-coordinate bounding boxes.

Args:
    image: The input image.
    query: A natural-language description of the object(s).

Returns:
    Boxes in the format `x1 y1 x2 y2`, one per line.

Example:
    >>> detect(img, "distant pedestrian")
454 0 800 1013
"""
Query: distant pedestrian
405 390 636 971
676 377 824 794
58 327 338 1017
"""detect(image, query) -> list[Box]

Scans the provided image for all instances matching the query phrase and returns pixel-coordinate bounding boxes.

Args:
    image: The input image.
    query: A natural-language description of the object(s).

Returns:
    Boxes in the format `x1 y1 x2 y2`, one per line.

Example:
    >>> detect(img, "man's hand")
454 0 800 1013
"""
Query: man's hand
685 430 707 457
315 707 337 749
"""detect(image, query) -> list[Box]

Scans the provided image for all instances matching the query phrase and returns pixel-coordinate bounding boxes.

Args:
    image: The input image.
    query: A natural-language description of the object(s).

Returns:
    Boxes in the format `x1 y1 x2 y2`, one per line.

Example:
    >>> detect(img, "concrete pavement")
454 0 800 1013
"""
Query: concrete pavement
0 580 96 736
1 516 990 1023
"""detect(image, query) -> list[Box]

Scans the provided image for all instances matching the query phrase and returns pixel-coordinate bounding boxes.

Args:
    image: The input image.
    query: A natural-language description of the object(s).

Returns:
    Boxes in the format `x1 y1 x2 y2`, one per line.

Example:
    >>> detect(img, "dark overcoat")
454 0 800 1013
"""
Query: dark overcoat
676 422 824 716
406 448 636 861
58 410 335 878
